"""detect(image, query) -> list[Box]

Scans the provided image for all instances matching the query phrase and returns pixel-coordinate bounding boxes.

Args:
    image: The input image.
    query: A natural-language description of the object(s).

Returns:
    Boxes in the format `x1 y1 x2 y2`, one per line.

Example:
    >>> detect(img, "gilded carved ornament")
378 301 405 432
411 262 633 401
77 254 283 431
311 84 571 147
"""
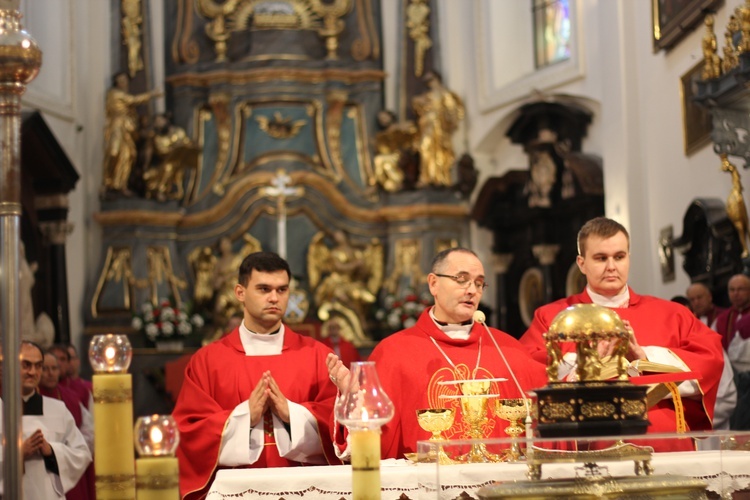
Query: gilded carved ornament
121 0 144 77
406 0 432 77
256 111 306 139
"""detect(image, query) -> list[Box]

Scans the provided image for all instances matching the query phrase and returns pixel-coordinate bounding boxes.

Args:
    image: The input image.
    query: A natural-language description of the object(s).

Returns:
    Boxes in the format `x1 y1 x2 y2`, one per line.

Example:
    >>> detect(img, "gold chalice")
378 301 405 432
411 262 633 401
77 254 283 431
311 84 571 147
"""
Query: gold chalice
416 408 456 464
457 380 501 463
495 398 531 461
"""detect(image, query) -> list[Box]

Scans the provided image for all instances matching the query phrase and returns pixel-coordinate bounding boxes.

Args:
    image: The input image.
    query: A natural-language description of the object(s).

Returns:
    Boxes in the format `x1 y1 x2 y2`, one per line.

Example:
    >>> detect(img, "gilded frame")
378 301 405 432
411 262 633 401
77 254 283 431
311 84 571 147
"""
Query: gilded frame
652 0 724 52
680 60 713 156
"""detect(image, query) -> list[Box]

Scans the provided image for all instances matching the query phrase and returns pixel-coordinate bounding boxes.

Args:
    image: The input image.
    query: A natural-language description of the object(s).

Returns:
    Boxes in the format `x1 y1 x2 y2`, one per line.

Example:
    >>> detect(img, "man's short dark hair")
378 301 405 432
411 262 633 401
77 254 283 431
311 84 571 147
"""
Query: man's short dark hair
50 343 71 361
577 217 630 256
238 251 291 286
430 247 478 273
21 340 45 360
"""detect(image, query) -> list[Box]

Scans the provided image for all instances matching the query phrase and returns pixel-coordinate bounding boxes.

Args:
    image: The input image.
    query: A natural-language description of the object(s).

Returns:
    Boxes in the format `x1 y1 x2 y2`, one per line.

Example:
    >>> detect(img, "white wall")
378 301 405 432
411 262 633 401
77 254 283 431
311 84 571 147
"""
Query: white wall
21 0 111 348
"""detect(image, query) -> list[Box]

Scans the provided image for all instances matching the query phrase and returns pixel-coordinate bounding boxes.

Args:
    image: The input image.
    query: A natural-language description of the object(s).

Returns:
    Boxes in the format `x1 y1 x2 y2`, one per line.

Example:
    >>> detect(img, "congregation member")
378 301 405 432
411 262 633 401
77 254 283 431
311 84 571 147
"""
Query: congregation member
173 252 339 499
715 274 750 351
519 217 724 449
686 282 726 330
327 247 547 460
718 275 750 429
39 351 95 500
0 341 91 499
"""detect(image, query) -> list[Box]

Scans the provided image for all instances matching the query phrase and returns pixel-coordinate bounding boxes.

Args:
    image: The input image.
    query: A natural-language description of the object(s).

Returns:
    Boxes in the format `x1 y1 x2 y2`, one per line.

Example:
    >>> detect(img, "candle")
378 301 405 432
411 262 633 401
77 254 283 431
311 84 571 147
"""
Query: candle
135 457 179 500
350 429 381 500
134 414 180 500
93 373 136 498
90 334 135 499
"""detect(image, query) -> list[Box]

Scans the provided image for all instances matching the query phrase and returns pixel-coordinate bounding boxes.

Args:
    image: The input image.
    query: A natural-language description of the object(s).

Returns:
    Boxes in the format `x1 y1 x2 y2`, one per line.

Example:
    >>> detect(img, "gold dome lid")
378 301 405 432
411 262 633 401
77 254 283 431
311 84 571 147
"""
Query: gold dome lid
545 303 627 343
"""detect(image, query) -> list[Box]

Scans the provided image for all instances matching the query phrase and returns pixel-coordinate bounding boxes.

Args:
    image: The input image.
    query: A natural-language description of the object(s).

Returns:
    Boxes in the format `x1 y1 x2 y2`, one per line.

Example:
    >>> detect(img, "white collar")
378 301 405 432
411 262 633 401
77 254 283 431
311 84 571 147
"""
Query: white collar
239 322 285 356
587 285 630 308
429 307 472 340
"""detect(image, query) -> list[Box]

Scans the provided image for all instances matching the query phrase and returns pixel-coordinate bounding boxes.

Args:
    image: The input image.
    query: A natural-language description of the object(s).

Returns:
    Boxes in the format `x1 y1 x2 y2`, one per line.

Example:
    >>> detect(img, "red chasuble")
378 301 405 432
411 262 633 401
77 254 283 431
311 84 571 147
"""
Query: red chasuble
519 288 724 450
360 310 547 460
173 327 340 500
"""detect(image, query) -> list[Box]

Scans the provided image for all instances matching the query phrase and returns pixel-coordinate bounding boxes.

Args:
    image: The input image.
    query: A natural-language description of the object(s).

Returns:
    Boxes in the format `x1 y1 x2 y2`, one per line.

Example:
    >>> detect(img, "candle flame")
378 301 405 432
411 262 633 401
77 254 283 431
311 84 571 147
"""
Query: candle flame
149 426 163 446
104 345 117 364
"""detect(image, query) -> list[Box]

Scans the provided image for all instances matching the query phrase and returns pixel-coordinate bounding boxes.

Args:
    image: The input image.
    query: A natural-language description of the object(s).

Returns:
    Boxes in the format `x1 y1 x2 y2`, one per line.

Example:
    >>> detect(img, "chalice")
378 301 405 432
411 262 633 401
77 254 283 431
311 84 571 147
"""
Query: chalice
495 398 531 461
416 408 456 464
458 380 500 463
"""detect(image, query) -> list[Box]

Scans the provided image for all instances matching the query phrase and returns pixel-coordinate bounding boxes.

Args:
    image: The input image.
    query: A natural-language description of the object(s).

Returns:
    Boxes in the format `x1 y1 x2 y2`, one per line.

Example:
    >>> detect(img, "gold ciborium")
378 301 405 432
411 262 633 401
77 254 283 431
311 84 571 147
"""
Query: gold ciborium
416 408 456 464
495 398 531 461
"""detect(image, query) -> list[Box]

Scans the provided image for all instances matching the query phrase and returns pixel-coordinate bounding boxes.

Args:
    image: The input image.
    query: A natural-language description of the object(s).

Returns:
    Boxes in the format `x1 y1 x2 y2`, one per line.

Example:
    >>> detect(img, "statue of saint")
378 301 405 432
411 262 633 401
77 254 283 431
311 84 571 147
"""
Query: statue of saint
101 72 162 196
142 113 201 201
307 230 383 345
371 110 418 193
721 153 750 257
383 239 425 297
412 71 465 187
701 15 722 80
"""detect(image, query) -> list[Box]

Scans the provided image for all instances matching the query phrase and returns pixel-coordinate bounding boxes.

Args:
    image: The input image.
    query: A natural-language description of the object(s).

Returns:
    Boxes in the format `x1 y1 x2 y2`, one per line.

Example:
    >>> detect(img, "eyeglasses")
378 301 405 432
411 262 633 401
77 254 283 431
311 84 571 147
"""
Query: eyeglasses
434 273 488 291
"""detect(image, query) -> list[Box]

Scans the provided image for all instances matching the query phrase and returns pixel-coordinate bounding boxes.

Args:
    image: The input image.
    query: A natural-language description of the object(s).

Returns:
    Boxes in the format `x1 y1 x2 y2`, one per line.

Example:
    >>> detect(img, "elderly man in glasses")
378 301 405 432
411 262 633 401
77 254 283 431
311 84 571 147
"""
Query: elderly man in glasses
327 247 547 460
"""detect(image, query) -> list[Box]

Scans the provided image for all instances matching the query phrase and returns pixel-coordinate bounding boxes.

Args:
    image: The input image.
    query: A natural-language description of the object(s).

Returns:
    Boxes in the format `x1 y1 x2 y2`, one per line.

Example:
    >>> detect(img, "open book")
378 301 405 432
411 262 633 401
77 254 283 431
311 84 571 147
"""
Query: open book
599 356 696 408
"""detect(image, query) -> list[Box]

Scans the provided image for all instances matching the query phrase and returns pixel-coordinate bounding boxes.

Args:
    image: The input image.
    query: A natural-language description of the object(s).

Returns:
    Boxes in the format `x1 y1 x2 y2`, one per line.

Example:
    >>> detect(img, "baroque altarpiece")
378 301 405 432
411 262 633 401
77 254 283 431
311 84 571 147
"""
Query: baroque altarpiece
85 0 474 349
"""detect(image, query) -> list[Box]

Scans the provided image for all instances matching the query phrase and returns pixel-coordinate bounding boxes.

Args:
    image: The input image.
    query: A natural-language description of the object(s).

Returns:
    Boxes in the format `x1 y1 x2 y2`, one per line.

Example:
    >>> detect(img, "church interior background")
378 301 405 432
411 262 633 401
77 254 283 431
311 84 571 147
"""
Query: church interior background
12 0 750 411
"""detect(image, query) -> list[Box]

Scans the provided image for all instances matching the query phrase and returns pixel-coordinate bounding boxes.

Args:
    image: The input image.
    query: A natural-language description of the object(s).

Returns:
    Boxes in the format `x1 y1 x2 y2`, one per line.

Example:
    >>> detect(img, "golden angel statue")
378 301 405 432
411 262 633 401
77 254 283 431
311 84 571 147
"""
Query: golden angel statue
721 153 750 257
101 72 162 196
412 71 465 187
702 15 722 80
188 234 262 336
142 113 201 201
307 230 383 346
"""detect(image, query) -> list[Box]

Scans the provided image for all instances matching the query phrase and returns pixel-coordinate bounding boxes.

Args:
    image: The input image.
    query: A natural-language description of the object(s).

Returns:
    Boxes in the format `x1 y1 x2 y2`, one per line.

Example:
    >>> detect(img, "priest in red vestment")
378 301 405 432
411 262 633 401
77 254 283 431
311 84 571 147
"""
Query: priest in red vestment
327 248 547 460
173 252 339 500
519 217 724 450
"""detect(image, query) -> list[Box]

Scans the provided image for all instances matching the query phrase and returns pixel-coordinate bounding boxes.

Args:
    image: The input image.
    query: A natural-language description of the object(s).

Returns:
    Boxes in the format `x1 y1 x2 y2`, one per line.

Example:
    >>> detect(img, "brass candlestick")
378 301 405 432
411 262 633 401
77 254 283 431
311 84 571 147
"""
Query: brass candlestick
495 398 531 461
416 408 455 464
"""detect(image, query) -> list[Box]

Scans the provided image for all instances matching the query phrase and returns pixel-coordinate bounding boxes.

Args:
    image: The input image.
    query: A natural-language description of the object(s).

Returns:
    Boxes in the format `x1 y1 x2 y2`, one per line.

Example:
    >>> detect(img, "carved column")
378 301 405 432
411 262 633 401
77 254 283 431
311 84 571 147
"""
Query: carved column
0 3 41 497
492 253 514 332
532 244 560 304
38 193 74 343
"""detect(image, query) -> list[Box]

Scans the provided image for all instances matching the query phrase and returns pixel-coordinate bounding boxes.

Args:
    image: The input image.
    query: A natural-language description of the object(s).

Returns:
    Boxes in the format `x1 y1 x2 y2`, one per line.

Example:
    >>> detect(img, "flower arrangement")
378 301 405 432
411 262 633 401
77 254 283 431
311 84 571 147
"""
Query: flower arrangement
374 288 432 332
131 297 205 344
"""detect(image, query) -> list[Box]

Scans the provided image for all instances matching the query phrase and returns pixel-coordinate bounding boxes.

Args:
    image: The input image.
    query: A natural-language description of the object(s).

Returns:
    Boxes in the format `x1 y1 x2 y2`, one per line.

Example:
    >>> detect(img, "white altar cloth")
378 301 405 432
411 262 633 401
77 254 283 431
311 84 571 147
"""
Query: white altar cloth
206 451 750 499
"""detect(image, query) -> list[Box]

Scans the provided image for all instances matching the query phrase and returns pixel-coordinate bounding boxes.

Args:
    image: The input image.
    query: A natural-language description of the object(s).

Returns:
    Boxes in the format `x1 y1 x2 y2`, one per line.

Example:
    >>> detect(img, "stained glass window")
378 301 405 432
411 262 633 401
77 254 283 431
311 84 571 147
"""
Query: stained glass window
533 0 571 68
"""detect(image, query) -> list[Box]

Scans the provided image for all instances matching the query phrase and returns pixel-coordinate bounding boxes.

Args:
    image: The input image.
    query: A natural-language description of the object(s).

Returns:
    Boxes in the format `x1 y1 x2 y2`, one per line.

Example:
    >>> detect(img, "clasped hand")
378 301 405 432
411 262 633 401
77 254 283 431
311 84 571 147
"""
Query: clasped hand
248 371 290 427
22 429 52 459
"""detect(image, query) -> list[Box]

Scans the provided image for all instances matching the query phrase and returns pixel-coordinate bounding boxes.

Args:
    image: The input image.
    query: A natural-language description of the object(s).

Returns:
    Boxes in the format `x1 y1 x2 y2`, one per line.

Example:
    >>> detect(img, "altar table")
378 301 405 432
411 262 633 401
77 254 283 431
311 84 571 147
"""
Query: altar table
206 450 750 499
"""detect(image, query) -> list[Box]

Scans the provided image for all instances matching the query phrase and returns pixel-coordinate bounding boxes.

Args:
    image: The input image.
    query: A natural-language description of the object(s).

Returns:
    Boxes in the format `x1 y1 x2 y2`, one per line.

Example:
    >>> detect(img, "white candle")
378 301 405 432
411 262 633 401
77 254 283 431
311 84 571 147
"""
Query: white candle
135 457 179 500
350 429 381 500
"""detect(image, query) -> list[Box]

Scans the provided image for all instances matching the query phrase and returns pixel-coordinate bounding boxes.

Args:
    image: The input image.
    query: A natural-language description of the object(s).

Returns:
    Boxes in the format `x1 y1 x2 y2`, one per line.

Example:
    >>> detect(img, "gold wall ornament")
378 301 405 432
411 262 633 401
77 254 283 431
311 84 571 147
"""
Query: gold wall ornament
256 111 306 139
740 0 750 53
307 229 383 346
173 0 200 64
207 92 234 197
310 0 352 60
720 153 750 257
233 0 315 30
196 0 242 62
101 72 162 197
723 29 739 73
91 247 144 317
325 90 348 179
406 0 432 77
351 0 380 61
259 168 305 259
145 246 187 306
413 71 465 187
701 14 722 80
121 0 144 77
143 114 202 201
371 110 417 192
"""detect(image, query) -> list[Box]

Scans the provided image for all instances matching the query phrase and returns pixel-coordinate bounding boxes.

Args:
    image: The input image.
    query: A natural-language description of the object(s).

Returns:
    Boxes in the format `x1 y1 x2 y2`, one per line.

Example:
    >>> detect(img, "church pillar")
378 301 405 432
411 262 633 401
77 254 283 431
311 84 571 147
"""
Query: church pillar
532 244 560 304
491 252 514 332
37 193 74 343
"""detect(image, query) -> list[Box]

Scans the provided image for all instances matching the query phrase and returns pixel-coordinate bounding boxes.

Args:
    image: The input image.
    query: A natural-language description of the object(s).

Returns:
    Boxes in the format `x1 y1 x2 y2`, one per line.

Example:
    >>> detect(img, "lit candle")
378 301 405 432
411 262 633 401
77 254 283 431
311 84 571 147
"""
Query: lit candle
350 429 381 500
134 415 180 500
90 334 135 499
334 361 394 500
